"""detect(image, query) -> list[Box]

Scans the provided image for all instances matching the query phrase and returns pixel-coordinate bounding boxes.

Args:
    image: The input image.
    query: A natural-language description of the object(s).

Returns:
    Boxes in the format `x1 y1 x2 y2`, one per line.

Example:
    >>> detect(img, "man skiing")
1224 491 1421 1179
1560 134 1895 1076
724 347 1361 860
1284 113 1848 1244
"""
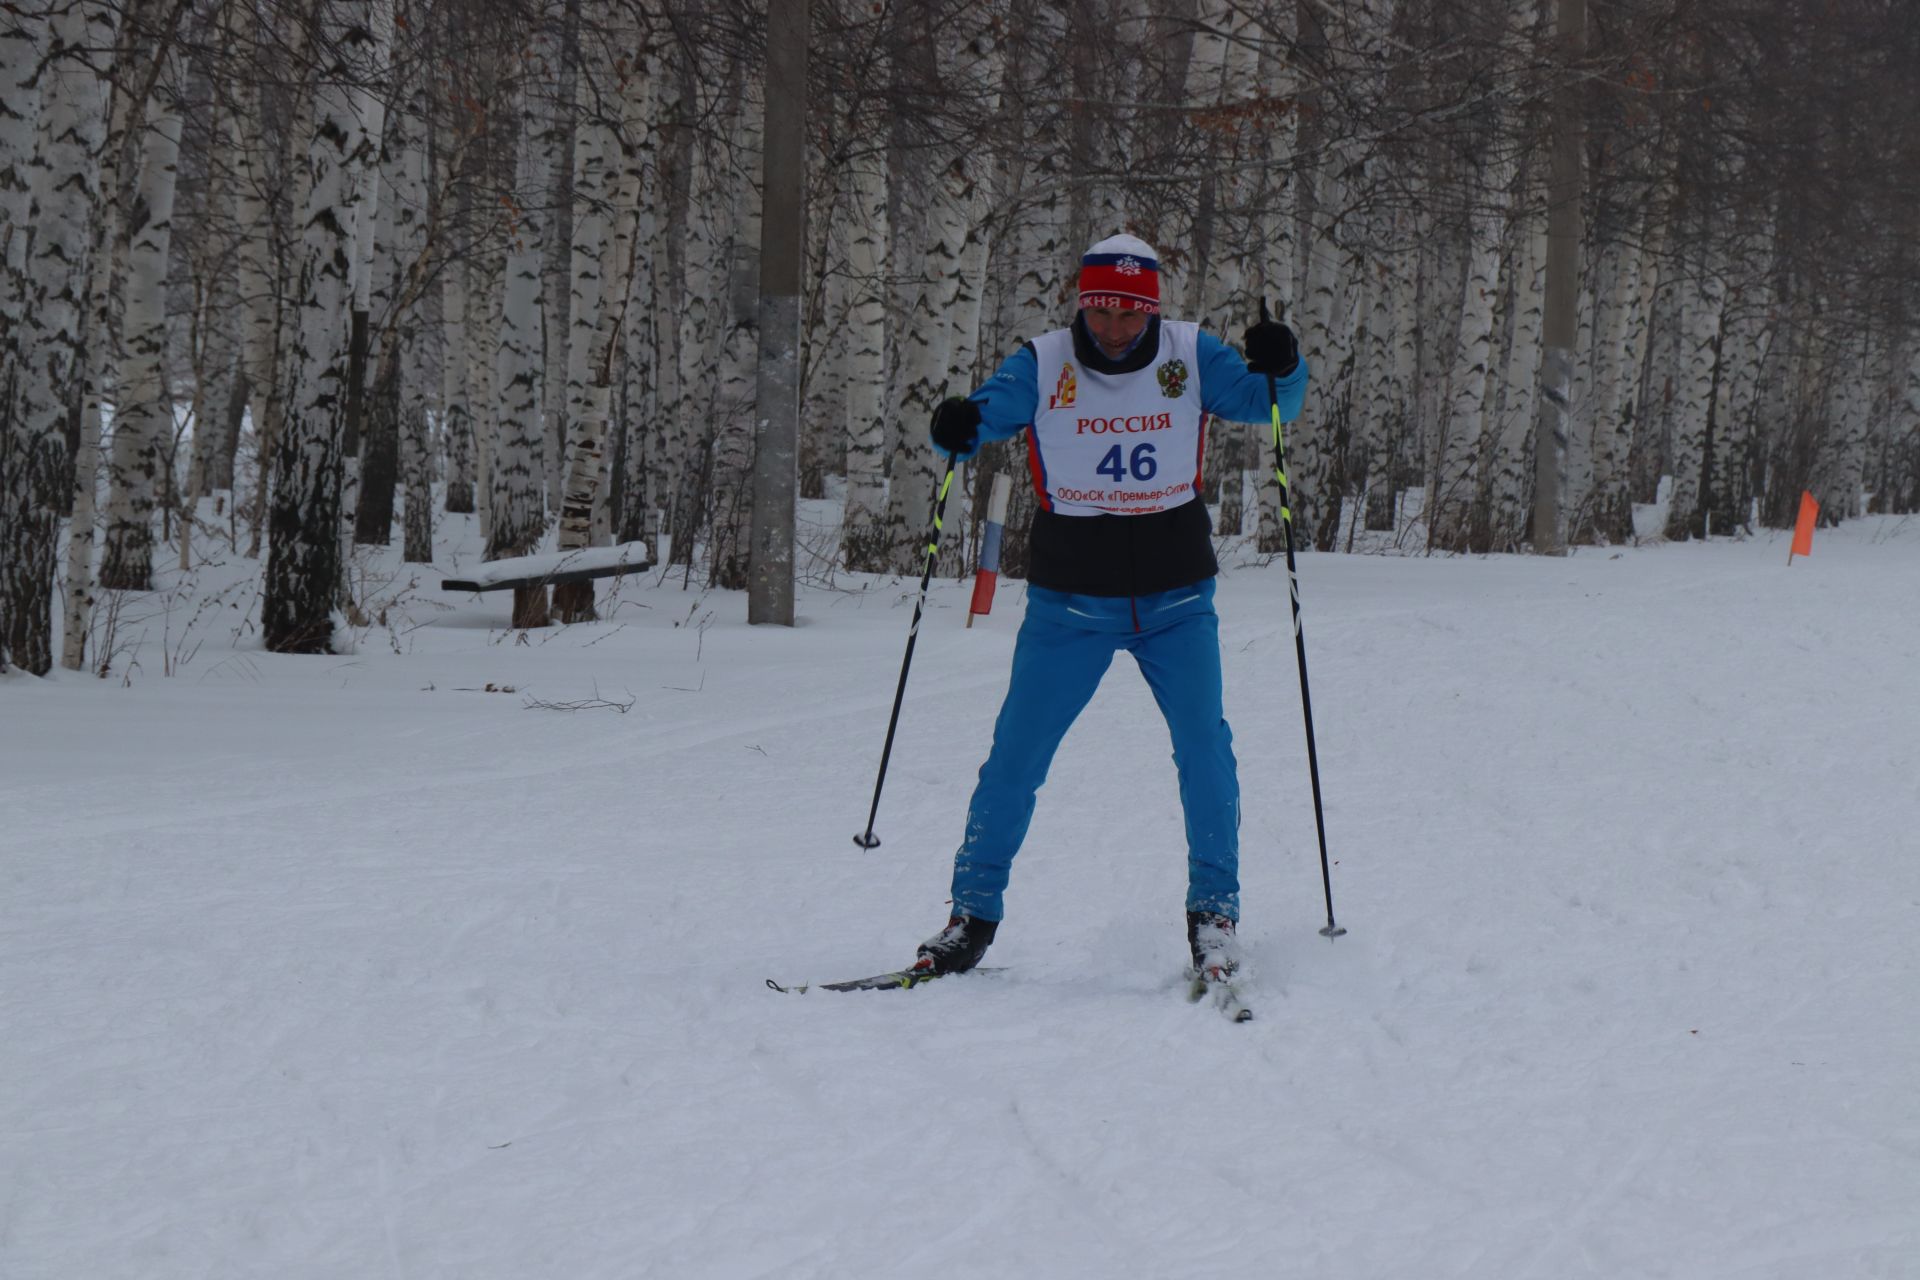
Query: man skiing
913 232 1308 986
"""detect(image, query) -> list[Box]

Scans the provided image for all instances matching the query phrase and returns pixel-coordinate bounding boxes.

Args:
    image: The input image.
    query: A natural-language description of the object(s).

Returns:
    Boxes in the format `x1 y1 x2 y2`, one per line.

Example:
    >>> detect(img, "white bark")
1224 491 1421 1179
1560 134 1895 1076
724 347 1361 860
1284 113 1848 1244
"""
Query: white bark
262 0 376 653
708 72 761 589
469 242 503 534
5 0 117 674
1251 6 1299 553
882 4 1002 576
100 50 190 591
249 13 316 558
337 0 392 579
1428 149 1516 551
539 8 576 518
1486 197 1549 548
393 60 432 563
490 79 549 563
64 39 144 670
613 42 662 544
553 37 648 619
0 5 44 309
441 253 473 512
230 47 278 526
838 55 892 571
1664 253 1725 541
880 156 968 575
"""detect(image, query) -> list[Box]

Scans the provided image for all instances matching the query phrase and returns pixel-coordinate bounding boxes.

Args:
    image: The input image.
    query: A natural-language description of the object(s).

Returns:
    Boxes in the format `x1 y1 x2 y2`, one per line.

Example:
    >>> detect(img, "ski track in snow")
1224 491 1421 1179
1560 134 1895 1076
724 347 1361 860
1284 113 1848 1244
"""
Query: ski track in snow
4 512 1919 1279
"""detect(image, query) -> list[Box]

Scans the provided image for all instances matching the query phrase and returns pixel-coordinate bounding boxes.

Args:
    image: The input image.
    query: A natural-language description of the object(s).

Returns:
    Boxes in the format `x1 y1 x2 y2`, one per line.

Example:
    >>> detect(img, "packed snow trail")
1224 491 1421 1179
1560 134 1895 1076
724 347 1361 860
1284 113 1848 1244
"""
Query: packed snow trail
5 513 1917 1278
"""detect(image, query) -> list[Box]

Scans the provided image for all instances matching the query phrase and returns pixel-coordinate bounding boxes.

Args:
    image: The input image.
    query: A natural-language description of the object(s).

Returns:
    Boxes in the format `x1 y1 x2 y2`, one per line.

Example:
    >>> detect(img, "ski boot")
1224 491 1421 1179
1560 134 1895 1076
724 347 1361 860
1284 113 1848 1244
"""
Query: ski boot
1186 911 1239 983
913 914 999 975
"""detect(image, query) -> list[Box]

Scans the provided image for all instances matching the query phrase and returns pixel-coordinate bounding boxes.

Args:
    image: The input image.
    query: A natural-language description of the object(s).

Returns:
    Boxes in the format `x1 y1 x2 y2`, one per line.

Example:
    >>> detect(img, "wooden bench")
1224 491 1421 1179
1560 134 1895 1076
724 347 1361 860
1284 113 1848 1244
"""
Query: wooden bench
443 543 653 625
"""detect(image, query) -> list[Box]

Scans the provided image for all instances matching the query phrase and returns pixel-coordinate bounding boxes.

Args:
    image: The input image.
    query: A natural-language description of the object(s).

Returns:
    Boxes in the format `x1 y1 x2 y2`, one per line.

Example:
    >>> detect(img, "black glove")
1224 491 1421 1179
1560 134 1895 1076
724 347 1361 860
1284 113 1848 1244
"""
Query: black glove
1243 318 1299 378
929 396 983 459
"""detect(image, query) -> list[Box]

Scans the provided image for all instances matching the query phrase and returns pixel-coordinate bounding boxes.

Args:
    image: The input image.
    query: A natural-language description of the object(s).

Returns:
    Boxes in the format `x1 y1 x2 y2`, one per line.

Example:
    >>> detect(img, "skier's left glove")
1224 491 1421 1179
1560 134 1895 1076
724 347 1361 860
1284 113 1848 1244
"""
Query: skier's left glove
1243 319 1299 378
929 397 983 460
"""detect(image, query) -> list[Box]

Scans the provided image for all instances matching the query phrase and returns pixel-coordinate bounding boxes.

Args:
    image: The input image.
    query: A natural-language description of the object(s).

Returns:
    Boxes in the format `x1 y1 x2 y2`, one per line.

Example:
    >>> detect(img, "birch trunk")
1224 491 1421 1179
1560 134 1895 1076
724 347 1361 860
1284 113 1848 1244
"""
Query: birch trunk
3 0 117 675
490 76 551 611
0 7 43 303
393 60 433 563
550 47 621 621
99 52 190 591
881 6 1002 576
262 2 376 654
880 161 967 575
1485 198 1548 550
230 37 279 535
613 42 663 546
648 43 690 558
1570 238 1625 542
63 43 145 670
1598 201 1665 543
330 0 391 606
467 243 502 534
352 124 400 547
667 52 728 572
839 44 892 571
1251 7 1299 553
708 72 761 591
1663 255 1724 541
442 253 474 513
1428 148 1518 552
540 0 579 518
439 55 477 516
249 12 316 559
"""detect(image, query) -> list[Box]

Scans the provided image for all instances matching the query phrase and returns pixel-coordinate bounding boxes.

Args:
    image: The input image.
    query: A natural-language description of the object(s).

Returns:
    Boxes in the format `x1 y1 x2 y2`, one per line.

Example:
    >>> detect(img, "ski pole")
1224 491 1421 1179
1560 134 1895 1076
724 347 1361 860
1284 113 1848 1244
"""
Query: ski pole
854 453 959 849
1260 299 1346 938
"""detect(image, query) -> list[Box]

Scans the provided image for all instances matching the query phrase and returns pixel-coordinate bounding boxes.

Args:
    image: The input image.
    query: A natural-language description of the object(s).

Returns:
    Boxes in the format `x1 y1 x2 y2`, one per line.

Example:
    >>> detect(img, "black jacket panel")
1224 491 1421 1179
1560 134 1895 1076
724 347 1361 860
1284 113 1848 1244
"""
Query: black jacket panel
1027 501 1218 598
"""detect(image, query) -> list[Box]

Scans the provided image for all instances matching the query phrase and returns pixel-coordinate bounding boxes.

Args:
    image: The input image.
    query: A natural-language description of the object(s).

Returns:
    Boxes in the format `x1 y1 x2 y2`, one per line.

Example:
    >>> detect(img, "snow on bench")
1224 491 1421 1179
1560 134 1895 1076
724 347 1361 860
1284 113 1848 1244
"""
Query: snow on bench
441 542 654 593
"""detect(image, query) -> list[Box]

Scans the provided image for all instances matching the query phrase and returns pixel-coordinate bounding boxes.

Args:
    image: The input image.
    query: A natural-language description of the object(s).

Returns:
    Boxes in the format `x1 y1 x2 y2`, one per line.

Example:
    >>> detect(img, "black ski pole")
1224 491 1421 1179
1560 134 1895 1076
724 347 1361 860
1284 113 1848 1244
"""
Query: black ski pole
1260 299 1346 938
854 453 959 849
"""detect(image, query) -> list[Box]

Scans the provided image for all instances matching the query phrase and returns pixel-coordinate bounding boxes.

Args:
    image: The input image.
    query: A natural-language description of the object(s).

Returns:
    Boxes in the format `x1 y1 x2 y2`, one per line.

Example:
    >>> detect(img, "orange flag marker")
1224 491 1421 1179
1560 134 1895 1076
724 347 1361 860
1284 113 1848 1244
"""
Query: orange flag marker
1788 490 1818 563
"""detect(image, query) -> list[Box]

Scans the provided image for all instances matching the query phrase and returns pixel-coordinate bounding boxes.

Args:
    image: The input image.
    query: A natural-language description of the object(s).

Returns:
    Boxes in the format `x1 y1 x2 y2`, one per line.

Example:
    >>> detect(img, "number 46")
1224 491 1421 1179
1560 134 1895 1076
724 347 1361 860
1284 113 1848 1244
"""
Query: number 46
1096 443 1158 483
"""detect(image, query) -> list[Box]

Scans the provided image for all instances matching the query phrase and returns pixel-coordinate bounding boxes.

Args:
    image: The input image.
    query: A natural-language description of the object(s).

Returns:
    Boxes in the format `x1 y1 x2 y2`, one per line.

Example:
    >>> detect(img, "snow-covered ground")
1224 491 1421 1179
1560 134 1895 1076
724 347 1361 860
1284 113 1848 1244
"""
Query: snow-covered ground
5 505 1918 1279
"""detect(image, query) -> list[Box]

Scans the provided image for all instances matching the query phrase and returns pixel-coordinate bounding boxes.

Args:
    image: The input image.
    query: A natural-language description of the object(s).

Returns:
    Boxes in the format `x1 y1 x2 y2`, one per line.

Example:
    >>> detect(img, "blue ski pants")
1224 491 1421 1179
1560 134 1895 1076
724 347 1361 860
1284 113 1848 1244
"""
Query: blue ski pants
950 581 1240 923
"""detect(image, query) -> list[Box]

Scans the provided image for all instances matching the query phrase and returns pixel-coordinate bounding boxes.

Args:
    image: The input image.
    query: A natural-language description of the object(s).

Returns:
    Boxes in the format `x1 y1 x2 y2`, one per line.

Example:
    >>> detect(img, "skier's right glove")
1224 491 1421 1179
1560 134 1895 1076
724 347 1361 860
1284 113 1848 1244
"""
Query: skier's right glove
929 396 983 460
1243 317 1300 378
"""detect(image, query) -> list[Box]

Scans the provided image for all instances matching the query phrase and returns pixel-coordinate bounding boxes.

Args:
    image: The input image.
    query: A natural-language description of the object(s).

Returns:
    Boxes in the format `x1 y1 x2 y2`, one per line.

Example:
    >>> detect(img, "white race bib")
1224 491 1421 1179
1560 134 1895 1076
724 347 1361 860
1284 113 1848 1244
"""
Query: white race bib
1028 321 1206 517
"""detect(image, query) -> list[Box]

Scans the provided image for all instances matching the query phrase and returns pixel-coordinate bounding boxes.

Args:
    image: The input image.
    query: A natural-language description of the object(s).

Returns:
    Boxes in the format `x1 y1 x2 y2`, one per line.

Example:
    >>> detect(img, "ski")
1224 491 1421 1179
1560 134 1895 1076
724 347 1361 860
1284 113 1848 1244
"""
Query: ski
766 967 1001 995
1188 972 1254 1023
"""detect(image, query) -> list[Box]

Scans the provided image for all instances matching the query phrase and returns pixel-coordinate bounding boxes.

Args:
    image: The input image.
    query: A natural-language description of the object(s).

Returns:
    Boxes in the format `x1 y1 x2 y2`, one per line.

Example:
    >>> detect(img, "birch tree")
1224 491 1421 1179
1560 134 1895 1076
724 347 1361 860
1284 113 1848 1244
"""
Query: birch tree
837 5 892 572
263 1 379 653
549 34 626 621
2 0 118 674
489 71 552 619
99 50 190 591
0 5 43 295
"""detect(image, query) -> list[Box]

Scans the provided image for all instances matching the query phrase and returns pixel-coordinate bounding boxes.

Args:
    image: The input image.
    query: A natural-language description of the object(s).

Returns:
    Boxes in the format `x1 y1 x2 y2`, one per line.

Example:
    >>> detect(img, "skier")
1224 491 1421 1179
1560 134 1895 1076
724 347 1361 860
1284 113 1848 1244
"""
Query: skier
913 232 1308 985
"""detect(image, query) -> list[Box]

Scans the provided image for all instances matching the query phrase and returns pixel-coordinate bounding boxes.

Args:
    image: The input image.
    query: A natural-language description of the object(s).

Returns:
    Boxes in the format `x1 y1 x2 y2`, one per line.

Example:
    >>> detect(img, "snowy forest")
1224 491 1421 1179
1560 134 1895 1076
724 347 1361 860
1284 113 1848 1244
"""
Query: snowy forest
4 0 1919 677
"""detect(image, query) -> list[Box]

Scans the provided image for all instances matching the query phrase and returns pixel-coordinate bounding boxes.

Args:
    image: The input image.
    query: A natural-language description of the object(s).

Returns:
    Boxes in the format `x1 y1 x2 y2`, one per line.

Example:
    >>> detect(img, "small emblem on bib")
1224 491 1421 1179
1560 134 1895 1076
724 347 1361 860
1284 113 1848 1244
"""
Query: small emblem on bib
1156 359 1189 400
1049 363 1077 409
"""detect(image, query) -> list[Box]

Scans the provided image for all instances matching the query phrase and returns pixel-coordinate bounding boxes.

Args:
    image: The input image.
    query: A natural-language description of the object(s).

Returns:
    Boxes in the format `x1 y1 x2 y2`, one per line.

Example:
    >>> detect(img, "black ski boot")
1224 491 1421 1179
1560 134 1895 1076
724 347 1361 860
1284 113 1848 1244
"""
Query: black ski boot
913 915 999 975
1187 911 1239 982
